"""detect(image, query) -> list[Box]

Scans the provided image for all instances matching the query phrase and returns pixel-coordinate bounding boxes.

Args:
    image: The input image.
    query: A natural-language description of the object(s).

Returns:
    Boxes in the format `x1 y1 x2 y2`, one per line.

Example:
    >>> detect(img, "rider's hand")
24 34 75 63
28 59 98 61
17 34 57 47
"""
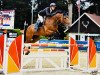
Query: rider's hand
47 14 52 17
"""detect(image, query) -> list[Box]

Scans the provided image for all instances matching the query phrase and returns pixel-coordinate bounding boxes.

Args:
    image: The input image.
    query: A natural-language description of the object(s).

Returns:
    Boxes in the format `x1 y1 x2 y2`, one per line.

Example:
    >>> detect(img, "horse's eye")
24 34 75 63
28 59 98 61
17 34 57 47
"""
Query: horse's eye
64 18 66 19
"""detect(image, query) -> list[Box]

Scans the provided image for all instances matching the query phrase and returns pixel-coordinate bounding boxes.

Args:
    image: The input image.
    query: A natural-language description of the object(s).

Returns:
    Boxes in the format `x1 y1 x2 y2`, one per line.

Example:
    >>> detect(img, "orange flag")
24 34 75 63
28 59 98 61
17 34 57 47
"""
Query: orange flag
7 35 23 74
0 35 4 68
70 37 78 65
88 38 96 68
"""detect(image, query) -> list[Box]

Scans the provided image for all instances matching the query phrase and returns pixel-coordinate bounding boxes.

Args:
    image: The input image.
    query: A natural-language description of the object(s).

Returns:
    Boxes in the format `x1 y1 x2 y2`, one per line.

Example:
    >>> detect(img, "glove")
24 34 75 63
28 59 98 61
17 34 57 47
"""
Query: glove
47 14 52 17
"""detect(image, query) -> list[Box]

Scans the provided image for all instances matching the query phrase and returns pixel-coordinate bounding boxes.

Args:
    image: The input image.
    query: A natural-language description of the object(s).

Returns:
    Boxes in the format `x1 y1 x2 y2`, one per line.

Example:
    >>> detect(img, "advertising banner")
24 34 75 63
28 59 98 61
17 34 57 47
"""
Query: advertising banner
0 10 15 29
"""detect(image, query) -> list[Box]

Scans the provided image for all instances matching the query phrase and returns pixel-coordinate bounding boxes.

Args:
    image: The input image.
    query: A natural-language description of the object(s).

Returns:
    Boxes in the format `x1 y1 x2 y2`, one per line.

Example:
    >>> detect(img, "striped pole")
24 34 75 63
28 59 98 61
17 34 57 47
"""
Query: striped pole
25 43 84 47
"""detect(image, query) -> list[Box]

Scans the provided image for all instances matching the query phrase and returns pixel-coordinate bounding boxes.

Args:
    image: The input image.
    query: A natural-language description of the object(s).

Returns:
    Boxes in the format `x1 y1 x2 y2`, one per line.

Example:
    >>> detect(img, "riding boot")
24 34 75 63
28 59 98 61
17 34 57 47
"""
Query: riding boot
34 20 41 32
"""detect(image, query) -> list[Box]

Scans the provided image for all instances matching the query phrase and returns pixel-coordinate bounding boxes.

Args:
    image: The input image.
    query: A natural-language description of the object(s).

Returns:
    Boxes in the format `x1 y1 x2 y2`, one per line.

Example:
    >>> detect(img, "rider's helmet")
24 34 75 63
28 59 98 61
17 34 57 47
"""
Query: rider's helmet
50 3 56 7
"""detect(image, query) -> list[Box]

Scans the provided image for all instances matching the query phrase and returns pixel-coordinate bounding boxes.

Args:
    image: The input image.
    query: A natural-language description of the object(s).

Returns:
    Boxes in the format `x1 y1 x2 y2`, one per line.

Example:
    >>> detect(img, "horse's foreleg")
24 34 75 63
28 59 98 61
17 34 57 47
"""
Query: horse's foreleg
32 35 40 43
25 33 33 43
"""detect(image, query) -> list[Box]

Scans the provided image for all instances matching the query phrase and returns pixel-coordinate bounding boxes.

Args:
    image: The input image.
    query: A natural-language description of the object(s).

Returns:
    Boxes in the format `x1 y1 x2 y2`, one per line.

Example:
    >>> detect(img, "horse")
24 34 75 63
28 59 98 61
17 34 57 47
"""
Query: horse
25 12 70 43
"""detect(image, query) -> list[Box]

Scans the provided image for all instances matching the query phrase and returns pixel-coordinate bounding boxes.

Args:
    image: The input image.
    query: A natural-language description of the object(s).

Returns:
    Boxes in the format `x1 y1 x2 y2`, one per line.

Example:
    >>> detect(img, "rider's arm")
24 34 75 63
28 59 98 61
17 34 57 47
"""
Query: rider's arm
45 7 51 16
39 7 51 17
46 8 62 17
38 8 47 16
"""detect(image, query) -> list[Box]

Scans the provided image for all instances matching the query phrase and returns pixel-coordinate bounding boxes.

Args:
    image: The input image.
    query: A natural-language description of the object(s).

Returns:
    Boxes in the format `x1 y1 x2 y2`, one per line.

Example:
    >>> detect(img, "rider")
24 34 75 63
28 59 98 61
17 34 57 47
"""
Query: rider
35 3 57 32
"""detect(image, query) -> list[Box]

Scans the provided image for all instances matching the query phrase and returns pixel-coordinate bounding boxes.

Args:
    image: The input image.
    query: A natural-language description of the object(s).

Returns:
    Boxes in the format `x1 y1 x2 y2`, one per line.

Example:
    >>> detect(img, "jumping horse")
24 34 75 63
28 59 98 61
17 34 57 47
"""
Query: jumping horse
25 12 70 43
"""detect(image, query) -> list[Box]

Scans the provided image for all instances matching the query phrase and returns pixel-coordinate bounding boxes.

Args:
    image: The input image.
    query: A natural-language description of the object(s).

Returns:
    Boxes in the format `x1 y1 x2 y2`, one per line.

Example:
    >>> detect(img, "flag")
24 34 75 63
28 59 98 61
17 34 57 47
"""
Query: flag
76 0 81 12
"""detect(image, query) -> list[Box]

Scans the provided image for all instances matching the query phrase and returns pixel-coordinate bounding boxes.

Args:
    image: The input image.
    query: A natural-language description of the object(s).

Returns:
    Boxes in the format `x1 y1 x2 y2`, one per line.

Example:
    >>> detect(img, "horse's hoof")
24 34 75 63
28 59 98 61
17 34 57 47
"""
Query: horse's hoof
25 51 30 55
48 37 54 40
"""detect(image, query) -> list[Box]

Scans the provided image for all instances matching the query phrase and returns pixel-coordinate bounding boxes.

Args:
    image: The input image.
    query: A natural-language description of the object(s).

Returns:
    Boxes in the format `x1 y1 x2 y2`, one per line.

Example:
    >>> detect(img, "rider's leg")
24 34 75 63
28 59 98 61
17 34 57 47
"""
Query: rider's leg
35 15 43 32
34 20 41 31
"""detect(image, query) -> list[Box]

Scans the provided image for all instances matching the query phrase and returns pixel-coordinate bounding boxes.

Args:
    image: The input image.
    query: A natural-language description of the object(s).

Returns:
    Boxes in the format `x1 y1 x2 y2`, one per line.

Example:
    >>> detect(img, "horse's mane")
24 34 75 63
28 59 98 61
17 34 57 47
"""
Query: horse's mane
45 10 63 23
54 10 63 15
52 10 68 18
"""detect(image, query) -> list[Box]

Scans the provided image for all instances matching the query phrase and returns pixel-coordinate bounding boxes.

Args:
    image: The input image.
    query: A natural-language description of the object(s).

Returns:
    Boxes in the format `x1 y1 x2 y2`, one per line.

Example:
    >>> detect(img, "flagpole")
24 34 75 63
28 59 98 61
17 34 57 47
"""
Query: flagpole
78 0 81 40
0 0 3 10
31 0 34 24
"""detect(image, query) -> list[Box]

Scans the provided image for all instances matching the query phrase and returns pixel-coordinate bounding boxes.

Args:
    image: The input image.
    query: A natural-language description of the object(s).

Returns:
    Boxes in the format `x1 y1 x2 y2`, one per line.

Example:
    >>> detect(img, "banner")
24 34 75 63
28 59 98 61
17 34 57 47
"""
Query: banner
6 32 18 47
0 10 15 29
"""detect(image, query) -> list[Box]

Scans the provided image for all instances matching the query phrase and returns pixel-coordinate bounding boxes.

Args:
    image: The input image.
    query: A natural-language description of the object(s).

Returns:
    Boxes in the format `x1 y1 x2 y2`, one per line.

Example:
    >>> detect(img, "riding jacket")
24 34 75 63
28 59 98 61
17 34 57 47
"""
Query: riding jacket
38 7 57 17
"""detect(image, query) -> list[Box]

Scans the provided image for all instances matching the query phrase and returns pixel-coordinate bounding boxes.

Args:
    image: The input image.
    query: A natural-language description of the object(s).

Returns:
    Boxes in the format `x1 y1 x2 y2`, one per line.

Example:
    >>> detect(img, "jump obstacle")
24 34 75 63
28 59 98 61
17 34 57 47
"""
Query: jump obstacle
0 34 98 74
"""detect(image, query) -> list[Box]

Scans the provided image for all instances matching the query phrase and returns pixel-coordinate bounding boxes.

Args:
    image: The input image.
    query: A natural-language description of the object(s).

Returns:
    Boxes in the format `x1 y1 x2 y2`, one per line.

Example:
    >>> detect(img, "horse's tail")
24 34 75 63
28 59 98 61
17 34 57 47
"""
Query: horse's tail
24 25 28 42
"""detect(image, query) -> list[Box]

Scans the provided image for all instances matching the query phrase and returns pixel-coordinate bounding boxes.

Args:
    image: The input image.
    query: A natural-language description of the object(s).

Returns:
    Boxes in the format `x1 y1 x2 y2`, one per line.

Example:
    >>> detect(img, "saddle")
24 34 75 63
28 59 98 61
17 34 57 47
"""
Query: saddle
34 17 46 32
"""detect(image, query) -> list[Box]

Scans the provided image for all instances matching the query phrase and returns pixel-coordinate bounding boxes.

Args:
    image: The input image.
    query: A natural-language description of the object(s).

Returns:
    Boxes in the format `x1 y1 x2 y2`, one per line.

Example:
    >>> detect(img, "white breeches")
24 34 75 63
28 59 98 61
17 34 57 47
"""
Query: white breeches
38 14 44 23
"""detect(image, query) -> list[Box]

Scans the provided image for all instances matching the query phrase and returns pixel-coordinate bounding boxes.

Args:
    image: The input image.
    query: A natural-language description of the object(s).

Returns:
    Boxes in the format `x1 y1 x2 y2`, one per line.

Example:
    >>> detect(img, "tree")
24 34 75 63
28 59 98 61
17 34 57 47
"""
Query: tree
67 0 73 24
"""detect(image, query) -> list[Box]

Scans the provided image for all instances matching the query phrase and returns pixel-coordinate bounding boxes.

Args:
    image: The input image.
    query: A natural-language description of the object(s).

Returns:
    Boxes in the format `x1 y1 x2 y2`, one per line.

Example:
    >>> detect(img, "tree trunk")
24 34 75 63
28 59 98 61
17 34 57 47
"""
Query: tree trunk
68 3 73 25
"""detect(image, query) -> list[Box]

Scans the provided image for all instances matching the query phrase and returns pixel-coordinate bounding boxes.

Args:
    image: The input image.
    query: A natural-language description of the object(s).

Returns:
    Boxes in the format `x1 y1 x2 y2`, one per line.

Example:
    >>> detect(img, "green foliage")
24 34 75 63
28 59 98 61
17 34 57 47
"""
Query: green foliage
8 29 22 36
40 36 48 39
13 29 22 36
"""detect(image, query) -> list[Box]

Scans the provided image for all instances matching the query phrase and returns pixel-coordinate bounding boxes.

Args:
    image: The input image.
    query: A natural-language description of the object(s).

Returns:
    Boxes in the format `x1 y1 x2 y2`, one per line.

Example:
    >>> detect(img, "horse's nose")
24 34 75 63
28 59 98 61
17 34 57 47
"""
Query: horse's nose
67 20 71 25
65 22 71 26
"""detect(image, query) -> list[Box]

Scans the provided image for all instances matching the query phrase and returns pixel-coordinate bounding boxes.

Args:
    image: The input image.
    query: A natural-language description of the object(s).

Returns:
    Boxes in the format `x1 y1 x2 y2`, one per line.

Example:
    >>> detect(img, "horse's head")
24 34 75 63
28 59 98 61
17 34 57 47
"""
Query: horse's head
54 12 70 26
